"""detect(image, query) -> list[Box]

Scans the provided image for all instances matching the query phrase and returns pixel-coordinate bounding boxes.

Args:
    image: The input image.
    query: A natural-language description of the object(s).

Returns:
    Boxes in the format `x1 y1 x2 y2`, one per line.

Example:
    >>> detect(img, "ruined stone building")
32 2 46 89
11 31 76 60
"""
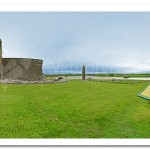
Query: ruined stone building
0 39 43 81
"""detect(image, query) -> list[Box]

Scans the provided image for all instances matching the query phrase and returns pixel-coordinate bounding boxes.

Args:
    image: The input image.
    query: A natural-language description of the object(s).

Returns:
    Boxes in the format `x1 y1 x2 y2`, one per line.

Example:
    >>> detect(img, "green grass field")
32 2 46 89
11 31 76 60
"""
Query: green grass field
0 80 150 138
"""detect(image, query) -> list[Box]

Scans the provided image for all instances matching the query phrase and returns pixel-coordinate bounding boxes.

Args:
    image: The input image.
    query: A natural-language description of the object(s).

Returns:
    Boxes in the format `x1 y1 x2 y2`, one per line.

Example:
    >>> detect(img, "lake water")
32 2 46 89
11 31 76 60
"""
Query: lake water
62 76 150 81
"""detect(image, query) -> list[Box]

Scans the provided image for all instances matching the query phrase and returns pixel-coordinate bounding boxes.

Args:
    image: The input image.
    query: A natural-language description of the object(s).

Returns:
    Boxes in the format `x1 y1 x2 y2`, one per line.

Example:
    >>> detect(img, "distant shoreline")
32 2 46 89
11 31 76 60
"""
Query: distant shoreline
45 73 150 78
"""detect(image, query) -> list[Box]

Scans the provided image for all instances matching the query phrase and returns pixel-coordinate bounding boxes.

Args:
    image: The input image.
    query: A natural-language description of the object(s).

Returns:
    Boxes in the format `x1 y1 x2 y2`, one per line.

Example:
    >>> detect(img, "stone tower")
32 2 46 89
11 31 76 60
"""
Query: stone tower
82 64 85 80
0 39 3 80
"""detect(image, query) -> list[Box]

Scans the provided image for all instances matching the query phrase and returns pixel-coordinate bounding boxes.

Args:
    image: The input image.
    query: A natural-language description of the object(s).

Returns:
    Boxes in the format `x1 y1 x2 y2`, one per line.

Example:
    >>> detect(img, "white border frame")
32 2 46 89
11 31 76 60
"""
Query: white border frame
0 0 150 11
0 0 150 146
0 139 150 146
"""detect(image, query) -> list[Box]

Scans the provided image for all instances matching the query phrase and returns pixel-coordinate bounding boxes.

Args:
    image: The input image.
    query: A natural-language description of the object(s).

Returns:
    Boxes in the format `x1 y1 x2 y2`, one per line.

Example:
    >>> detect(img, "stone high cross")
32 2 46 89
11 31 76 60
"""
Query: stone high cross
82 64 85 80
0 39 2 57
0 39 3 80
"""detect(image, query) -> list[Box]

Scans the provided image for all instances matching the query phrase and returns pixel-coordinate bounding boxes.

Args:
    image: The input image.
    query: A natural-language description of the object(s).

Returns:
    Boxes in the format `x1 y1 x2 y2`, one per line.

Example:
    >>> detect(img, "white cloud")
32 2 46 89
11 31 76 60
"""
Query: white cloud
1 12 150 73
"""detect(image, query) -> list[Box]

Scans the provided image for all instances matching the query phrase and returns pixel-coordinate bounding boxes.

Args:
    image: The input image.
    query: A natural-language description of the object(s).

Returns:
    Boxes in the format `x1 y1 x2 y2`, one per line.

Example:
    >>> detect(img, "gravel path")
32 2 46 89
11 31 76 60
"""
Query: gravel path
0 79 67 84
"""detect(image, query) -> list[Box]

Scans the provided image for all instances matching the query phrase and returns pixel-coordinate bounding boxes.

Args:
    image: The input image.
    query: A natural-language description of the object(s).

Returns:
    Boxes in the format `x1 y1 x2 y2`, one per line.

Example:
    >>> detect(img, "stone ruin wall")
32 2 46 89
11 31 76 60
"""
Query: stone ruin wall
2 58 43 81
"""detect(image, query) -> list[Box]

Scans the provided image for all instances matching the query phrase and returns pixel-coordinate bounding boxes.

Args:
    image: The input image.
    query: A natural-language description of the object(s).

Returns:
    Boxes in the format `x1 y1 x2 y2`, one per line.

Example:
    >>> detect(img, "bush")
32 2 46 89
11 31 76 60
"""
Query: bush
123 75 129 78
108 73 114 77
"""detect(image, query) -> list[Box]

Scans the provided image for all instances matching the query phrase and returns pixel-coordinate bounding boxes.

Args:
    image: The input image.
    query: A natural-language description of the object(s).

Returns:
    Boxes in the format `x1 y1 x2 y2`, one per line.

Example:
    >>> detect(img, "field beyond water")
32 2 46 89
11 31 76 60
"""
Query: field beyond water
0 80 150 138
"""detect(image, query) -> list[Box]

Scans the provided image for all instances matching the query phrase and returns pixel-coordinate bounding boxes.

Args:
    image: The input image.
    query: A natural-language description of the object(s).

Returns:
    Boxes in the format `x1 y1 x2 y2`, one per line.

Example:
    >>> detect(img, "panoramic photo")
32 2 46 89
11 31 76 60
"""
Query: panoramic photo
0 12 150 138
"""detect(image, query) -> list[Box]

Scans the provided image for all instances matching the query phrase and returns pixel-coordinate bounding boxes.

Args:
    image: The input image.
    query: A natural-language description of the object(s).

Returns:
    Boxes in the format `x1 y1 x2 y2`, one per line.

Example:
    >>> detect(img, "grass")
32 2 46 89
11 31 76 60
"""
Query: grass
0 80 150 138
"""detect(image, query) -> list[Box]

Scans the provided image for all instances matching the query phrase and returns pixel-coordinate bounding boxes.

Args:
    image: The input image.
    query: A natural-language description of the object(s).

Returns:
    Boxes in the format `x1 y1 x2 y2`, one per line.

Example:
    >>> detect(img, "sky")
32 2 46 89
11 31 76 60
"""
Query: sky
0 12 150 74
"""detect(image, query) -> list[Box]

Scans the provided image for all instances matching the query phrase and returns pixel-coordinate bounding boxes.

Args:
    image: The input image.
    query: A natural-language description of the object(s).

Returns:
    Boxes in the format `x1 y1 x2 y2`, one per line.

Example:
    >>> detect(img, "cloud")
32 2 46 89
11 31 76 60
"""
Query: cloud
1 12 150 73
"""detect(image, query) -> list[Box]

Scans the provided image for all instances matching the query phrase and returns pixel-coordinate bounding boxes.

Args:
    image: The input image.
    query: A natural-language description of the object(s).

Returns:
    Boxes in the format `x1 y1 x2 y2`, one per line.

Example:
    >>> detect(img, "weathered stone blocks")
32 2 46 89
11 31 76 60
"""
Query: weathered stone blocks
2 58 43 81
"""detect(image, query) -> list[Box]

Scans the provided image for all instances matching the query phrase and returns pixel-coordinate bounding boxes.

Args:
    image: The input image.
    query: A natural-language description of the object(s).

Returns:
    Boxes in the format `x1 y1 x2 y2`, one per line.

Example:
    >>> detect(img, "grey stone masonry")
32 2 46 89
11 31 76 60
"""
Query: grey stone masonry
0 39 44 81
2 58 43 81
